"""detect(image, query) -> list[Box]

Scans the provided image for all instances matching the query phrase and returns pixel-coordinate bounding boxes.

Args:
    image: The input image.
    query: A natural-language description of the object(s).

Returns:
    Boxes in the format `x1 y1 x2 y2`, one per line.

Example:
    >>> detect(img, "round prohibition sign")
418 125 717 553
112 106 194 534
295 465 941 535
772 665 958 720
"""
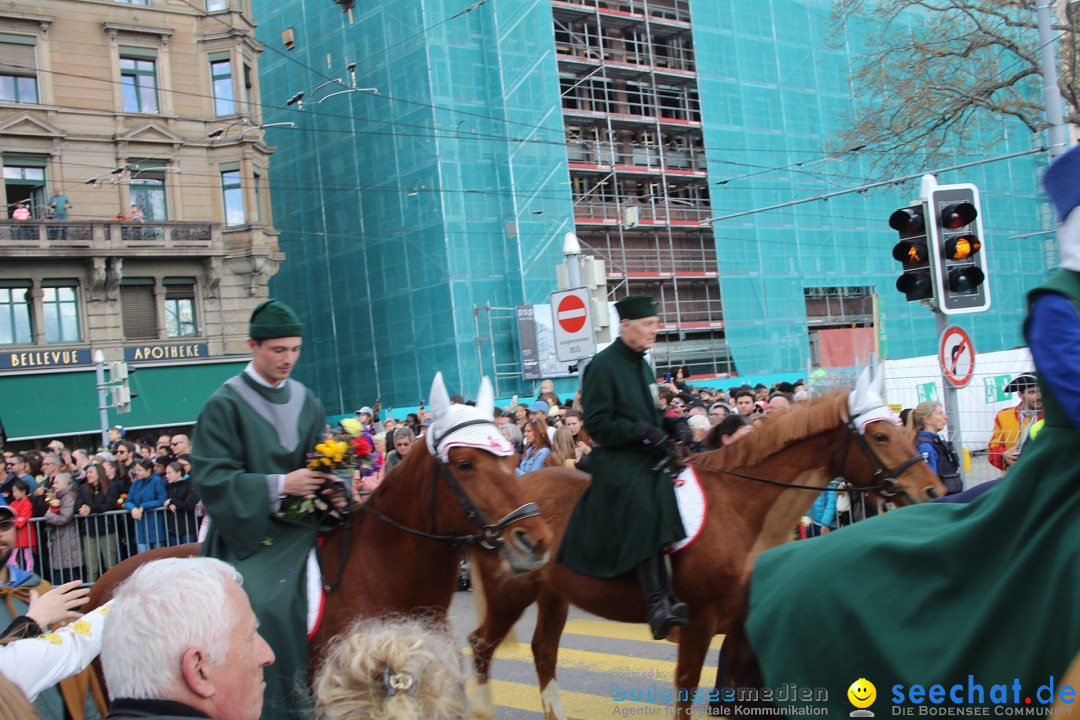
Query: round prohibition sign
939 325 975 388
556 294 588 334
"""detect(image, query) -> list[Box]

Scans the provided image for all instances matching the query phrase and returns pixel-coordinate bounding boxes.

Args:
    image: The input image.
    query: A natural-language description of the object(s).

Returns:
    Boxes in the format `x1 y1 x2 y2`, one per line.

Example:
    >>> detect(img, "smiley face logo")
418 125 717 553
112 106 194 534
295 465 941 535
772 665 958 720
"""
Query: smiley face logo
847 678 876 715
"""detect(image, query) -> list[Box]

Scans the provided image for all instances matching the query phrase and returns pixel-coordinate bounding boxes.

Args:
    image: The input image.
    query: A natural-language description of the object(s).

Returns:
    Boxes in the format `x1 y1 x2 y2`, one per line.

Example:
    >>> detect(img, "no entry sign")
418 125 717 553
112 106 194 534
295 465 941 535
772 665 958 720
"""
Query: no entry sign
556 294 587 333
550 288 596 362
939 324 975 388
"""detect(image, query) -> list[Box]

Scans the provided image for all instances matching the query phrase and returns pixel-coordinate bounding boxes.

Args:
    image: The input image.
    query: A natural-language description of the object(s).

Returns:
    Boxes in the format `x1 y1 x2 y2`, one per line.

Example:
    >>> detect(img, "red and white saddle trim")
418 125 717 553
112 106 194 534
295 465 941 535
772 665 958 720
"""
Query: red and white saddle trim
668 464 708 554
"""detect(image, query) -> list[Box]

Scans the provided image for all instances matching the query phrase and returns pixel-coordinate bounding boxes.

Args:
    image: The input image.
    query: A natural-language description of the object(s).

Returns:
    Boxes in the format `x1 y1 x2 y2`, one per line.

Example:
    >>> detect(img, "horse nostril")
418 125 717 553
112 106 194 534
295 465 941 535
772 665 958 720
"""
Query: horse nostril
925 486 940 500
512 529 535 554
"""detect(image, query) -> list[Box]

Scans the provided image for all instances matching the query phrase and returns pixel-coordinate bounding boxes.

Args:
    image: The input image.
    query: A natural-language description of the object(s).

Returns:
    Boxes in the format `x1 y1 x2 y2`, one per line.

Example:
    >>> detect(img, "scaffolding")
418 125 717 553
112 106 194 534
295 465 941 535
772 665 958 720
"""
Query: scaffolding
553 0 731 375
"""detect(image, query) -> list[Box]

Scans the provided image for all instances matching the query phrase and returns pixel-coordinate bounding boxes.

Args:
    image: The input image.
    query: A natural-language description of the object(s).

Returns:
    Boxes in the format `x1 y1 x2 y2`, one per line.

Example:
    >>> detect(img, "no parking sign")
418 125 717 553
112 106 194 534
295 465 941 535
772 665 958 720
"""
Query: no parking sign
938 325 975 388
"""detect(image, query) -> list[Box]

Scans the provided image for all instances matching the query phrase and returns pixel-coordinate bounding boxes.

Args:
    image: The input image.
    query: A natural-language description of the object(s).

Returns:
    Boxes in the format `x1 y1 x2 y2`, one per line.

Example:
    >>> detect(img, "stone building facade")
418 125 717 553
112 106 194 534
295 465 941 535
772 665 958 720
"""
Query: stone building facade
0 0 285 442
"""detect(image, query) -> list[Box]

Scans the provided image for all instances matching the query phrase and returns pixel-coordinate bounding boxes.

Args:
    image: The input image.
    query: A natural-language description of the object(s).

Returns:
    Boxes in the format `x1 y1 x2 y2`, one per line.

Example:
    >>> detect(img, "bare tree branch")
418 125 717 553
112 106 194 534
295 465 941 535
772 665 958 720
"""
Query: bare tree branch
829 0 1078 177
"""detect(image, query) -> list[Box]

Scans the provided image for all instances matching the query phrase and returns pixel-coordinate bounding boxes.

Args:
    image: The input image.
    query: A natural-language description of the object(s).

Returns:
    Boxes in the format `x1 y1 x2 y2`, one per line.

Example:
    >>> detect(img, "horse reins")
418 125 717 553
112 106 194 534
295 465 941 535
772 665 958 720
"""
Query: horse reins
685 409 925 501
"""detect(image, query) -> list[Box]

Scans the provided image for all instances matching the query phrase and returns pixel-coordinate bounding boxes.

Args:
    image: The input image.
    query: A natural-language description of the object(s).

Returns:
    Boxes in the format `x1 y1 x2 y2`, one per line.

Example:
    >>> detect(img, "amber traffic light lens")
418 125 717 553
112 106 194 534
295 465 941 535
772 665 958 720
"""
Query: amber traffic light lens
944 235 981 261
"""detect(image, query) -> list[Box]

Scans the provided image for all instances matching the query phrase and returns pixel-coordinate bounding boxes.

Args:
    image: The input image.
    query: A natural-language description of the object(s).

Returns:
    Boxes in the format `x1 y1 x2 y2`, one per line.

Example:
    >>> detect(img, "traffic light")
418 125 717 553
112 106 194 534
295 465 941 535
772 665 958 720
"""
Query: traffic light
108 361 137 413
889 204 934 301
927 184 990 314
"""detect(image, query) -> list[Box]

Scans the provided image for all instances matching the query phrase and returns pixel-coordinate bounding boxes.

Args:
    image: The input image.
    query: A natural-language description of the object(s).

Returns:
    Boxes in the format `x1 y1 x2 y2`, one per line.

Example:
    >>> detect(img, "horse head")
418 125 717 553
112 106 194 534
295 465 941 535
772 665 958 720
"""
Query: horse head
843 365 944 504
424 372 552 573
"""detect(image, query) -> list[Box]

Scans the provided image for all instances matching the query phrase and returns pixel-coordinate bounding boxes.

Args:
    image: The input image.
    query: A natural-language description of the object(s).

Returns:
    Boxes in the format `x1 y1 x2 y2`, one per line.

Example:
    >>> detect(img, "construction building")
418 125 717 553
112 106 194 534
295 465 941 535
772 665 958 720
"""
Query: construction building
253 0 1054 410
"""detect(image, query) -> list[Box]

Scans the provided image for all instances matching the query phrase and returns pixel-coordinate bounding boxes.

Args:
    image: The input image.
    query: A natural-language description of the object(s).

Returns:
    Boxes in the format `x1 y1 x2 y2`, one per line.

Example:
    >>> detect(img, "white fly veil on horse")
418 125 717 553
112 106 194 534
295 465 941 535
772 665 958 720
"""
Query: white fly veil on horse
847 365 900 433
425 372 515 463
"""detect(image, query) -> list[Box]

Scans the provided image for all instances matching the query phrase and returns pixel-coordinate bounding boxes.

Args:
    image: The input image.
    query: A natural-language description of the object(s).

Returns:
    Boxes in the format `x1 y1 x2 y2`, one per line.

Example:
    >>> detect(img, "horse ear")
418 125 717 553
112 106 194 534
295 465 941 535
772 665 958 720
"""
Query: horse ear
848 364 885 419
429 372 451 422
847 366 872 418
476 376 495 417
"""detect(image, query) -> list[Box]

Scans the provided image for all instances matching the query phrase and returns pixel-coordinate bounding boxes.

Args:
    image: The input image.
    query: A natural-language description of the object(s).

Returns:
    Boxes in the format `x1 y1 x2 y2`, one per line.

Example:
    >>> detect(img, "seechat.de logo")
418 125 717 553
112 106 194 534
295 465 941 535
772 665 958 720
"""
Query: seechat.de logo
849 678 878 717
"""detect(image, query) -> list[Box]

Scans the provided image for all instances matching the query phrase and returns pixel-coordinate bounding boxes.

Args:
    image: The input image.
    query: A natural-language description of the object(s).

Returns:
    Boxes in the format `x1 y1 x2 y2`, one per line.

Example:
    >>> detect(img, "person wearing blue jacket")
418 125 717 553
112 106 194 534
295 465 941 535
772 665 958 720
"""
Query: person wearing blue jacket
125 458 167 553
516 418 551 476
807 480 840 537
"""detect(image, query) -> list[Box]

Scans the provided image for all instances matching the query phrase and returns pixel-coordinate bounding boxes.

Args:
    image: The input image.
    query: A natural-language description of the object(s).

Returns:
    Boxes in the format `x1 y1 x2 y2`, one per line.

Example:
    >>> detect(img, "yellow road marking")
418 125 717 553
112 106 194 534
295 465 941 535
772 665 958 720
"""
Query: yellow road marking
465 642 717 687
491 679 674 719
563 618 726 650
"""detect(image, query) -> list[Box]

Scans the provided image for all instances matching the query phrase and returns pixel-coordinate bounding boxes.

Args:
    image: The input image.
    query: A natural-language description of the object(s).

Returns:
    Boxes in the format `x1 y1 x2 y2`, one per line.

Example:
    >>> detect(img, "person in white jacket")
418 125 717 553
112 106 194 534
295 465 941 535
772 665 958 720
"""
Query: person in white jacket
0 580 109 701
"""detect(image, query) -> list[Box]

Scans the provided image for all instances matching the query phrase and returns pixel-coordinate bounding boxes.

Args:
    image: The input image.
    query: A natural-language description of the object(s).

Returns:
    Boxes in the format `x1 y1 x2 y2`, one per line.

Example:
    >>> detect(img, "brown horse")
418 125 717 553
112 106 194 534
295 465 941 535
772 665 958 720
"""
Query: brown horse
88 439 551 649
467 384 944 719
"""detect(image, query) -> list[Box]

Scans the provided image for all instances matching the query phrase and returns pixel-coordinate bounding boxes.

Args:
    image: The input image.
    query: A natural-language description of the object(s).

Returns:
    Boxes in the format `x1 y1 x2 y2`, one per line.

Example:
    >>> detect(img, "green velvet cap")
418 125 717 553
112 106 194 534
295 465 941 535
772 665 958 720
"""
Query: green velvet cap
615 295 659 321
249 299 304 339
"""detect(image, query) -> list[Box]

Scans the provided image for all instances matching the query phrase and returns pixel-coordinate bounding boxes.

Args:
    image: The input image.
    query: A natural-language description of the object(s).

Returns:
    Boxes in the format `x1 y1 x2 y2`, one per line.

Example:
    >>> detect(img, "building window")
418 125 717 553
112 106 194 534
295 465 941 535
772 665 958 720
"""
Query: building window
221 169 244 227
120 55 159 113
210 57 234 116
164 280 198 338
206 0 230 10
41 283 81 344
252 168 263 224
0 284 32 345
130 171 167 220
3 158 47 217
120 282 157 340
0 35 39 105
242 61 253 114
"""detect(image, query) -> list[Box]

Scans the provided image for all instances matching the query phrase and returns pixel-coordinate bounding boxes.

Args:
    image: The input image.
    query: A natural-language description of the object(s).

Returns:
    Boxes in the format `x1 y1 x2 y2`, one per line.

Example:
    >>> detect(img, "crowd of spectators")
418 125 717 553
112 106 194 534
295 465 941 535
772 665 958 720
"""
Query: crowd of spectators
0 427 202 585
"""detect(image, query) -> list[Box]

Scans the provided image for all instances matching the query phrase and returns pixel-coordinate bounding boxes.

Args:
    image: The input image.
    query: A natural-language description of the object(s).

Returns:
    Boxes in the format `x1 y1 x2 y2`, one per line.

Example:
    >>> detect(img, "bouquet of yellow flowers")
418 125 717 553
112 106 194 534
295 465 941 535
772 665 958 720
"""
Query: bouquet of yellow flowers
278 418 383 520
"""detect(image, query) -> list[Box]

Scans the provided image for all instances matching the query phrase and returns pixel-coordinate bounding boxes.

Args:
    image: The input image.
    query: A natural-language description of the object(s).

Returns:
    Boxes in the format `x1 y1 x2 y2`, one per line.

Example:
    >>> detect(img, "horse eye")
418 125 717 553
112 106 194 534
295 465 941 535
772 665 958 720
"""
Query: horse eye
456 460 474 471
873 432 889 442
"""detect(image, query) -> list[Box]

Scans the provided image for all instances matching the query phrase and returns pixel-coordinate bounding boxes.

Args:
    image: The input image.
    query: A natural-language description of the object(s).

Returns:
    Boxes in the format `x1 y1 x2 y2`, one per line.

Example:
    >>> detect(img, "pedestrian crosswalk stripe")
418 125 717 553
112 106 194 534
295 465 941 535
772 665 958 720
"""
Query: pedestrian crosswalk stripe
464 641 718 687
563 618 725 650
490 679 670 719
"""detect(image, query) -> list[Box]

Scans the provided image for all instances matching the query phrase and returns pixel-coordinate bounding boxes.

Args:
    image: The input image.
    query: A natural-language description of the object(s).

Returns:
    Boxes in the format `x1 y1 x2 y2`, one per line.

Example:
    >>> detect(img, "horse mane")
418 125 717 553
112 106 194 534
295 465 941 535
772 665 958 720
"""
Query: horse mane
699 391 849 470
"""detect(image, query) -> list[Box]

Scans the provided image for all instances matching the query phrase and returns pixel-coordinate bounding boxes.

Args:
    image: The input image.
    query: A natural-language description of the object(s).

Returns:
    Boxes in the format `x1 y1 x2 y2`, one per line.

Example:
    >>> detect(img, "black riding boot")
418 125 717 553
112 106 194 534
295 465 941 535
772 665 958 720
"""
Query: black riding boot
636 554 689 640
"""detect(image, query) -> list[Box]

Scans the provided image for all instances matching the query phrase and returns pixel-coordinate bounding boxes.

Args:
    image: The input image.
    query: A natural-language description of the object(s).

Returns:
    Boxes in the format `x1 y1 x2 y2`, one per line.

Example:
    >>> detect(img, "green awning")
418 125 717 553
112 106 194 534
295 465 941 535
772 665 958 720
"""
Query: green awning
1 360 247 441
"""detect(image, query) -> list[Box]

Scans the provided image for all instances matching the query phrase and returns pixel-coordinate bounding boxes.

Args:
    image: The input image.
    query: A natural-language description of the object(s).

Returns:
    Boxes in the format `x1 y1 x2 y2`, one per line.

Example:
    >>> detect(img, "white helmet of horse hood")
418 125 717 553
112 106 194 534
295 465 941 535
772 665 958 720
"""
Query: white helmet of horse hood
848 365 899 433
426 372 515 463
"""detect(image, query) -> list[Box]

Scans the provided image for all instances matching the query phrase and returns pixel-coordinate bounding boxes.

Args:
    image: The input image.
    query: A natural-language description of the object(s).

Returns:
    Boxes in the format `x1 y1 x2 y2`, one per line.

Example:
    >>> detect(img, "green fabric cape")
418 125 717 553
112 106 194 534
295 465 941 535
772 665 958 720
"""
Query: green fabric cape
744 274 1080 715
193 372 326 720
557 338 685 577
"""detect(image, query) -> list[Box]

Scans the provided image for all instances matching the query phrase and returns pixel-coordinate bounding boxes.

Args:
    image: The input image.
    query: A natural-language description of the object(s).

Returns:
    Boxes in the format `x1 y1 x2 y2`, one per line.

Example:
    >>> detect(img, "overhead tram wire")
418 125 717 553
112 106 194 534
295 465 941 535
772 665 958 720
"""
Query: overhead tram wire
701 146 1049 225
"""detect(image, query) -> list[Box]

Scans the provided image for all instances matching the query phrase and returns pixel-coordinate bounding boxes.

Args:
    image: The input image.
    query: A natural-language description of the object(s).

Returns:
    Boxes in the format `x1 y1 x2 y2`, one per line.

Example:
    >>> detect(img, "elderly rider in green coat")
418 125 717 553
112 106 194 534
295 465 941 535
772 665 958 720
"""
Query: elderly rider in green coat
194 299 341 720
557 294 690 640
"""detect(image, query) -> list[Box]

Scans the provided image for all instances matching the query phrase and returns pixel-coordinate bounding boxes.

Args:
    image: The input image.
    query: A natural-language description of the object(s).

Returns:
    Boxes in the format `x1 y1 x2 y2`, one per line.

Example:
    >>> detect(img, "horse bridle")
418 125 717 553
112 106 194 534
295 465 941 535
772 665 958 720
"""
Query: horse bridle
687 407 925 502
359 419 541 551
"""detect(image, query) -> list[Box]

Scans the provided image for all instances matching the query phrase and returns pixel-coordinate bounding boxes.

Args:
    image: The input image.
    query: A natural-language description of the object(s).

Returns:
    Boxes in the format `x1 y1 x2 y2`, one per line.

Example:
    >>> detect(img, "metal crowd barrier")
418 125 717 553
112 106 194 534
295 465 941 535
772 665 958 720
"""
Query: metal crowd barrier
12 507 200 586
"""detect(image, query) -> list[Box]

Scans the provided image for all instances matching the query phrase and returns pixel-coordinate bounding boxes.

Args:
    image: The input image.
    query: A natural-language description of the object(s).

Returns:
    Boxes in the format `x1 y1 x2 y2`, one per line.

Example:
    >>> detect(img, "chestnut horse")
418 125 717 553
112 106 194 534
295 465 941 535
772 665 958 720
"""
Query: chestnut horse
83 376 552 714
467 381 943 719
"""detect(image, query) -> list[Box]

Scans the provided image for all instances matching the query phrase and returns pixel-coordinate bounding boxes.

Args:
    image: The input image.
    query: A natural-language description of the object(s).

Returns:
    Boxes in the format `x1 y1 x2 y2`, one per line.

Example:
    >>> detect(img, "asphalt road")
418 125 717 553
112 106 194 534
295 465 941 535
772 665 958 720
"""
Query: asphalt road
446 585 721 719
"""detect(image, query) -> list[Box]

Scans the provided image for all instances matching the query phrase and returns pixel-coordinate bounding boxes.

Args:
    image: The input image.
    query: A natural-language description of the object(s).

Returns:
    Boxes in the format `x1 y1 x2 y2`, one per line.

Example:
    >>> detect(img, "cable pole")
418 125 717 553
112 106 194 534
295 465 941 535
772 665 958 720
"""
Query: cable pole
1037 2 1068 159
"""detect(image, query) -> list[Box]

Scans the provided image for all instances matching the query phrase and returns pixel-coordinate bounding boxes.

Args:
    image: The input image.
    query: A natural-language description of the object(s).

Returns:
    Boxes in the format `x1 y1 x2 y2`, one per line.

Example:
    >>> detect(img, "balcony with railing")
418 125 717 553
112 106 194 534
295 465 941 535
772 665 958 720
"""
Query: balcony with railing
574 199 711 225
552 0 691 25
0 220 223 257
567 140 707 173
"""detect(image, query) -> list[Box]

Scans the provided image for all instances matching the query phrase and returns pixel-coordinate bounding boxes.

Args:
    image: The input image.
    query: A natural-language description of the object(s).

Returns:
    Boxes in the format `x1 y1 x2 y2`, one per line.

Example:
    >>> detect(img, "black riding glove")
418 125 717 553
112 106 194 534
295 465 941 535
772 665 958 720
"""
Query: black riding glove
633 422 670 448
665 416 692 445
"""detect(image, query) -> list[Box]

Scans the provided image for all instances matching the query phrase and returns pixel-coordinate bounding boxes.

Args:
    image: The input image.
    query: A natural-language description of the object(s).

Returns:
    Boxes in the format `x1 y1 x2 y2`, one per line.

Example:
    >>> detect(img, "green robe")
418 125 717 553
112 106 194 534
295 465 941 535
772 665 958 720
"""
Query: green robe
193 372 326 720
557 338 685 577
743 273 1080 714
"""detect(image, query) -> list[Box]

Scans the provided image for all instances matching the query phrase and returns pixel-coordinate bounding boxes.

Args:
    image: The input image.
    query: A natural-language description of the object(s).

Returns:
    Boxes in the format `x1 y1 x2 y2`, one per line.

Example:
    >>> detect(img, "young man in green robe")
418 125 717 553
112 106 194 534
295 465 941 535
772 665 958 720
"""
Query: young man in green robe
193 299 337 720
557 294 690 640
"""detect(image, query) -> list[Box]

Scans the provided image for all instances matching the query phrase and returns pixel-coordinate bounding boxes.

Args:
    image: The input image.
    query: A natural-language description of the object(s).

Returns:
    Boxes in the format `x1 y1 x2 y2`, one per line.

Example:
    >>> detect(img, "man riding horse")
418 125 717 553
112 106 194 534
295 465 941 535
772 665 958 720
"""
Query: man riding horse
193 299 343 720
556 294 692 640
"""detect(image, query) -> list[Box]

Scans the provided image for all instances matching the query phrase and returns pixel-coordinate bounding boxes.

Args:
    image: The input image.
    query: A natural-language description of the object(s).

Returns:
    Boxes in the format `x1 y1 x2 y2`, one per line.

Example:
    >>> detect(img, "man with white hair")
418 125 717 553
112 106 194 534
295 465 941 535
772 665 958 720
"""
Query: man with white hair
102 557 274 720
